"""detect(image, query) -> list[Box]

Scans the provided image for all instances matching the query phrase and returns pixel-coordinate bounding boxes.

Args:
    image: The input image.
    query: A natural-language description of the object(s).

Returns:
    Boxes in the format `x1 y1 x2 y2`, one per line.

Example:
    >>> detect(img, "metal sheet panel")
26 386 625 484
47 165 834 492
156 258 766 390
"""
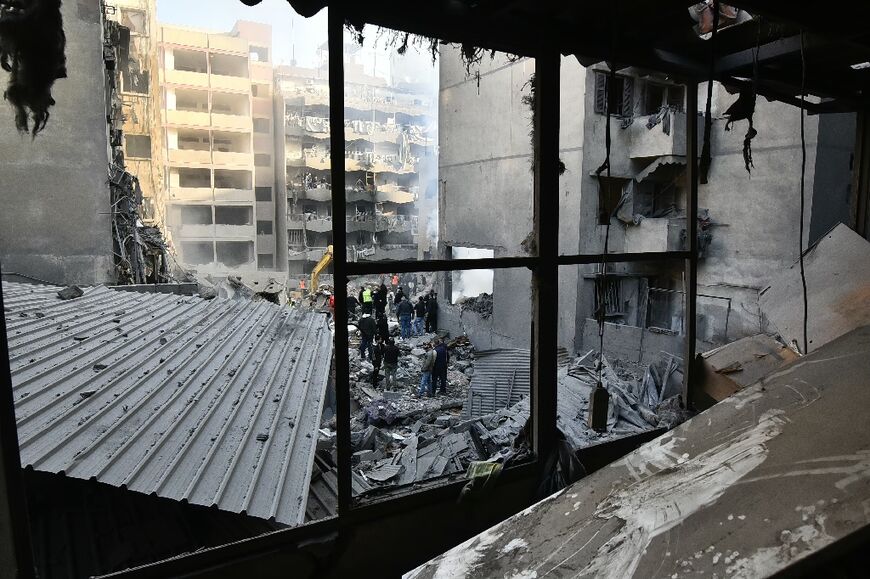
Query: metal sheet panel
3 282 332 526
759 223 870 353
464 349 530 419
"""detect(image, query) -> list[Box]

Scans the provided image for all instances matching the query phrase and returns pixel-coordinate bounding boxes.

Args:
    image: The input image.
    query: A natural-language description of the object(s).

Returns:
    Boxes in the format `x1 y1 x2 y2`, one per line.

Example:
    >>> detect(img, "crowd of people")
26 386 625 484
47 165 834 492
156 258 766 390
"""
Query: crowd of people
351 278 446 397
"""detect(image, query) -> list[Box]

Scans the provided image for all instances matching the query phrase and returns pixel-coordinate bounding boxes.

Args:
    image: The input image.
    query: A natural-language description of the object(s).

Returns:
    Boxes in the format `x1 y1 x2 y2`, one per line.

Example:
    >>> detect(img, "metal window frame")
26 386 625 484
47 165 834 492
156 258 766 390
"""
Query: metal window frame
0 11 700 577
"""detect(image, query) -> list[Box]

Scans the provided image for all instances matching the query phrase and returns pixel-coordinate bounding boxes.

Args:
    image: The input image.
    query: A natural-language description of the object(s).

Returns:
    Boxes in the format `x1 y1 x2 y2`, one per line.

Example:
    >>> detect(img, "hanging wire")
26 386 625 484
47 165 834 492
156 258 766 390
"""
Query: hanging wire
593 0 619 385
798 31 809 354
699 0 721 184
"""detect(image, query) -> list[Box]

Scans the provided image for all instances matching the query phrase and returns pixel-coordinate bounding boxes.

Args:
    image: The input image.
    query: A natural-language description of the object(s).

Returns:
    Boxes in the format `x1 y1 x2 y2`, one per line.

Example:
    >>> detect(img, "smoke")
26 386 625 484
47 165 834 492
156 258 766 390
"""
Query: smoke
451 247 493 302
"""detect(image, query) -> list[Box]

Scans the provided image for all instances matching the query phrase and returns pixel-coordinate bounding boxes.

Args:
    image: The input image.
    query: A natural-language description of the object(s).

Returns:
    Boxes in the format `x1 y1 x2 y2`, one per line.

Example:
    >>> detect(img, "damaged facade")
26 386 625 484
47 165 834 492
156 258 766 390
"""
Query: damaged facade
438 50 856 360
573 65 856 356
103 7 170 284
276 44 436 287
159 21 283 284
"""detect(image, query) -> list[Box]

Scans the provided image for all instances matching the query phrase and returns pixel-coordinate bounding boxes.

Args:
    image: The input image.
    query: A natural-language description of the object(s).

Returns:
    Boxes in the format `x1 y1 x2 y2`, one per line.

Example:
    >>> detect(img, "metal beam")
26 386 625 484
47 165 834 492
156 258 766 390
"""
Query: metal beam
715 34 804 74
683 81 700 408
530 43 560 467
327 7 352 517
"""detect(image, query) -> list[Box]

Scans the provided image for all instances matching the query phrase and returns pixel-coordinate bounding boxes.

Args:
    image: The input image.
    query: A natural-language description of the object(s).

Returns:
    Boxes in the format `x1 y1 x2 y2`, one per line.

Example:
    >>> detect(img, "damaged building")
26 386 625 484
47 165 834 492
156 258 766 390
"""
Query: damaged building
276 43 437 286
159 20 283 285
2 0 870 578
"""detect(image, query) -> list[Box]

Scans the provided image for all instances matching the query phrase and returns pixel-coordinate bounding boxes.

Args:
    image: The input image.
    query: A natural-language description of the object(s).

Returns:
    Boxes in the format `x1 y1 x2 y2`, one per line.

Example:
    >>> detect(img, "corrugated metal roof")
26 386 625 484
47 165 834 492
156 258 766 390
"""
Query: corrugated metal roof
2 281 332 527
464 349 530 419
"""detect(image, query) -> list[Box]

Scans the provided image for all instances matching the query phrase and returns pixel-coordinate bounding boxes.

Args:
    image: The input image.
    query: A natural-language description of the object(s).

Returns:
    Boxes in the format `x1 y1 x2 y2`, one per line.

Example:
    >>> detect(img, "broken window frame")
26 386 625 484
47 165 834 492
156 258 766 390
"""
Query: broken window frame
325 15 700 520
0 10 701 575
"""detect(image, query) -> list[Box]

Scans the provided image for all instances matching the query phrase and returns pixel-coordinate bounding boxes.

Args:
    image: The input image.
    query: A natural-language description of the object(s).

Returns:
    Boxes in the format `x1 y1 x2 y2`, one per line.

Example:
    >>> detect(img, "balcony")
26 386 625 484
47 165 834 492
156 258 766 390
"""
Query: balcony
290 185 331 202
162 28 207 48
211 113 252 131
212 151 252 167
173 224 214 238
210 74 250 93
628 111 687 159
168 149 211 165
213 188 253 203
354 245 417 261
166 109 210 128
169 186 212 202
165 69 209 89
214 224 256 238
288 214 331 233
208 34 247 54
622 217 686 253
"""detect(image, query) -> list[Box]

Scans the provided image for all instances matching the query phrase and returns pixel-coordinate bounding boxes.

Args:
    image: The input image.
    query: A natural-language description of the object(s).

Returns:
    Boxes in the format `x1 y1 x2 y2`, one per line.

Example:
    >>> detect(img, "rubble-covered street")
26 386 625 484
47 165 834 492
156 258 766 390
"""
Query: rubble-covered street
314 288 692 495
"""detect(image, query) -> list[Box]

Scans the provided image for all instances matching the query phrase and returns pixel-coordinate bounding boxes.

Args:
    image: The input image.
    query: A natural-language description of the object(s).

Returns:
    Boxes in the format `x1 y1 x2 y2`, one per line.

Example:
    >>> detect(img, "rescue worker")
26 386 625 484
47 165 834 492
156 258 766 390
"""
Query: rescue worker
433 338 449 395
413 296 427 336
360 285 374 315
376 311 390 341
419 344 435 397
371 335 384 385
396 295 413 339
395 286 405 306
425 291 439 334
383 338 400 389
358 313 376 360
374 283 388 317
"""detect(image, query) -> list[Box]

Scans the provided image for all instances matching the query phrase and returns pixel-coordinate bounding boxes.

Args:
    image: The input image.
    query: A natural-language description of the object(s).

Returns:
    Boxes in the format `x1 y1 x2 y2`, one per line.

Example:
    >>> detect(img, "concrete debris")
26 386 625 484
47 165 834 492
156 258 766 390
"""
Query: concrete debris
56 285 84 300
695 333 798 410
456 292 493 319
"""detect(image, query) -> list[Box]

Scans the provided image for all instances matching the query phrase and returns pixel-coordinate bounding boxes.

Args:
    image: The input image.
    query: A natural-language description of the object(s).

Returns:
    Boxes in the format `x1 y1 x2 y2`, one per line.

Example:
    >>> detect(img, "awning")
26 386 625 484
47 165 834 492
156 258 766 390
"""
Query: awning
634 155 686 183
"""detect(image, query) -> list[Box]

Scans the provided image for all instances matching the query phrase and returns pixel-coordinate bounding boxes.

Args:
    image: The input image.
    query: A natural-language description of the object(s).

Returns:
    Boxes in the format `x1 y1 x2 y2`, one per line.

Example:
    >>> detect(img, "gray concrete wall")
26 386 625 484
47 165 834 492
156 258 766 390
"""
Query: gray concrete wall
574 72 829 351
809 112 856 245
0 0 113 285
438 51 585 352
695 89 821 347
580 318 682 365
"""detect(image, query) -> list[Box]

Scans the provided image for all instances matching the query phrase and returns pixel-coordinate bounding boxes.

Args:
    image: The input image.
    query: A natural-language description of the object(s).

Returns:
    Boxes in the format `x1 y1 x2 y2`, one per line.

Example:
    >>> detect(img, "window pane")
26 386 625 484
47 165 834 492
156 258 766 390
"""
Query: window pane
330 267 532 498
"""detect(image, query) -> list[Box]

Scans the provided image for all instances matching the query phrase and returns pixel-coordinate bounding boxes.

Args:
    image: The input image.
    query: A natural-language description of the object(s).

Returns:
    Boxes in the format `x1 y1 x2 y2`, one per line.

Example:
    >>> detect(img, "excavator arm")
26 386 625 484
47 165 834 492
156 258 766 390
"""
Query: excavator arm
309 244 333 296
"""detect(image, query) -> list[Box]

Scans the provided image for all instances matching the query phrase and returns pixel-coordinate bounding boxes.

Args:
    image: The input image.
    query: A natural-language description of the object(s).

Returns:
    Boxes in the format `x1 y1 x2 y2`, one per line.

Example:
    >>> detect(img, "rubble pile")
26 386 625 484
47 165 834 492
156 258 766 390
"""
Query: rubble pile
323 319 690 495
456 292 493 319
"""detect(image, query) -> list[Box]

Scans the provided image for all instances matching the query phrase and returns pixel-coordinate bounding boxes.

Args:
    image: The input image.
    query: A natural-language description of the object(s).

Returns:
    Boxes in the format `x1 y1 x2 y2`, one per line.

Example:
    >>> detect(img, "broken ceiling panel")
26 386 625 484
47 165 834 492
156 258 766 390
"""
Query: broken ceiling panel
408 325 870 579
759 223 870 353
3 281 332 527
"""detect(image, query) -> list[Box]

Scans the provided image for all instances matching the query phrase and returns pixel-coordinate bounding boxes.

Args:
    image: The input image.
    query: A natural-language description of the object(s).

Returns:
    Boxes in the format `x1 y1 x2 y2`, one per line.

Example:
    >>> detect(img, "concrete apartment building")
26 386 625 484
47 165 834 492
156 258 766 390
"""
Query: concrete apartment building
158 21 284 282
572 66 855 358
438 54 855 357
276 44 436 283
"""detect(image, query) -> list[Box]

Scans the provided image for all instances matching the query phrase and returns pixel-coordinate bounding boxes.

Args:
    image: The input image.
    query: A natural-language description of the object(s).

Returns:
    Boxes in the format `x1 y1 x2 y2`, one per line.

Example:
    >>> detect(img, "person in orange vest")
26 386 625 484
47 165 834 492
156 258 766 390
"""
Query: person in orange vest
391 274 399 289
299 278 307 291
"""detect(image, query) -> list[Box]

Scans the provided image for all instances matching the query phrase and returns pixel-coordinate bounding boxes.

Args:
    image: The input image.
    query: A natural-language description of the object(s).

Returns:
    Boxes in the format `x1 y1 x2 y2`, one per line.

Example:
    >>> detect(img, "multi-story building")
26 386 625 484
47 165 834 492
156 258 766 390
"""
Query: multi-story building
275 44 436 283
158 21 285 281
106 0 165 230
437 49 855 356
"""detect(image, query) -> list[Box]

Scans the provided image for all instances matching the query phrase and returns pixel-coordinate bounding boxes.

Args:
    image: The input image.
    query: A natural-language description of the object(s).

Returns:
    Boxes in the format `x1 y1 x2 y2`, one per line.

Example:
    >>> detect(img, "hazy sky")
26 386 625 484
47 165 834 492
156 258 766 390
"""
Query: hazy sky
156 0 437 87
157 0 328 69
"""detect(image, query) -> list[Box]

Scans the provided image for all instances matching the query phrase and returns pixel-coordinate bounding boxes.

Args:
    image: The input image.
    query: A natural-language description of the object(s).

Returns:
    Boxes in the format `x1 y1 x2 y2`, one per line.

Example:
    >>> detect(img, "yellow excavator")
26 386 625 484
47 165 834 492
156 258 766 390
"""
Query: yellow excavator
308 244 333 296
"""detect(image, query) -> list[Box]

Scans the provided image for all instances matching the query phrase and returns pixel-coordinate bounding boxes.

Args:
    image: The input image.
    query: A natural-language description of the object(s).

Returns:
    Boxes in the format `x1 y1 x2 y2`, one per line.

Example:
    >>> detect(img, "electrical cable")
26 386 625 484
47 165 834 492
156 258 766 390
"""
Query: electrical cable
798 31 809 354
